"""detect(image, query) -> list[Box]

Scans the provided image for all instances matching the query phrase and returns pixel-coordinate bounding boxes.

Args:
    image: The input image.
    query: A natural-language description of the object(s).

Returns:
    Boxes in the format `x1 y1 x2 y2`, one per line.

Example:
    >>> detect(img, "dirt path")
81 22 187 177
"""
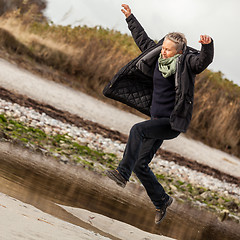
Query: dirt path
0 58 239 178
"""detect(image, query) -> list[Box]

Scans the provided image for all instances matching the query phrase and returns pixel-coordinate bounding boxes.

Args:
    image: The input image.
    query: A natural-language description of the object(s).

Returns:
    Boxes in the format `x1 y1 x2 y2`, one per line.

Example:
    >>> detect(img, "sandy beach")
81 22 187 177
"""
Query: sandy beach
0 192 175 240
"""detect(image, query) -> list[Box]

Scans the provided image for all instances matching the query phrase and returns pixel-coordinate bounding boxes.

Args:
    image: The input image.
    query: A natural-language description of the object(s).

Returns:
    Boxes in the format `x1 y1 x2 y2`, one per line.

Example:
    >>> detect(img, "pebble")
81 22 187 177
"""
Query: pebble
0 98 239 199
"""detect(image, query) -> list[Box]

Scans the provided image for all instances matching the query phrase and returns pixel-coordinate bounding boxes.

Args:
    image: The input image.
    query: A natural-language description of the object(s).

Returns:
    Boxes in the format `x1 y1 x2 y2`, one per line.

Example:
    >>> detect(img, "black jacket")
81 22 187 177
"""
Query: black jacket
103 14 214 132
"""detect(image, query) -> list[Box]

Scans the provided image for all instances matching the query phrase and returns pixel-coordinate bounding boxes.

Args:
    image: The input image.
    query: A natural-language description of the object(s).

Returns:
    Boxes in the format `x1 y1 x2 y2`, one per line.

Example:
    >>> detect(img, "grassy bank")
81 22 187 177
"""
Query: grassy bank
0 113 118 171
0 1 239 157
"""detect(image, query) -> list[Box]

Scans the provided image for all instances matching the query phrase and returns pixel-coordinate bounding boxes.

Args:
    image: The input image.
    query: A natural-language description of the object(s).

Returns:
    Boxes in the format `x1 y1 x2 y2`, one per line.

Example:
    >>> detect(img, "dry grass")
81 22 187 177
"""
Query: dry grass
189 71 240 156
0 11 138 95
0 1 239 157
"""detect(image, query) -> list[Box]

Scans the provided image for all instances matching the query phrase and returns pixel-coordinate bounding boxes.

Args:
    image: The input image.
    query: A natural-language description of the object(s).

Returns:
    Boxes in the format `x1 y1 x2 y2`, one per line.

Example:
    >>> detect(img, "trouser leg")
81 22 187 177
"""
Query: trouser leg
117 118 180 208
133 138 166 208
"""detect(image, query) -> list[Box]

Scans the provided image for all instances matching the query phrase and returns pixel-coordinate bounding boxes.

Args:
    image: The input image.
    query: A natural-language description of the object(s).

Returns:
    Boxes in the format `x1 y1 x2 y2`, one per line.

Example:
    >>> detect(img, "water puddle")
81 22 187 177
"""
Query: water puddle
0 142 239 240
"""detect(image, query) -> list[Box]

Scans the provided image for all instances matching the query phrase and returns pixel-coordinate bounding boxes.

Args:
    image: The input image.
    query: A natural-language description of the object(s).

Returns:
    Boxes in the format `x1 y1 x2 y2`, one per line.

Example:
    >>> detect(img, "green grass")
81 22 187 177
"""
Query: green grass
0 113 118 170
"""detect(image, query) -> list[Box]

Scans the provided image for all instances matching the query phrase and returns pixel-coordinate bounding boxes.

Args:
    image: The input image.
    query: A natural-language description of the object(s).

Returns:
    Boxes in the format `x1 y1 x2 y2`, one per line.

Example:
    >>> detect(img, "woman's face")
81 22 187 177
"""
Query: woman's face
161 39 178 59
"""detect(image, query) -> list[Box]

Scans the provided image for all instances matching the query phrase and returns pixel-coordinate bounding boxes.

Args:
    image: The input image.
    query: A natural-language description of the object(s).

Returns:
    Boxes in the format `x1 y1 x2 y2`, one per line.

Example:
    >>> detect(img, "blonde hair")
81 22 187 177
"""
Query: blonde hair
165 32 187 52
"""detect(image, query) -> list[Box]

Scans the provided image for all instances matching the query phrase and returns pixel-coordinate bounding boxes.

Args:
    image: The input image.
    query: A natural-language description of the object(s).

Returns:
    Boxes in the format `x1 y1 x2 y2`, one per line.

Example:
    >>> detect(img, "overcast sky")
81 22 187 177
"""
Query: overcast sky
44 0 240 86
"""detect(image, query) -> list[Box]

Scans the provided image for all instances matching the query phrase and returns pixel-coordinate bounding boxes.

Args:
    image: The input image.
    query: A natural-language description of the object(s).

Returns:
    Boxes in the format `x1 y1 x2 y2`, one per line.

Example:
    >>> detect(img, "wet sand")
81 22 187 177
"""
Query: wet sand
0 193 114 240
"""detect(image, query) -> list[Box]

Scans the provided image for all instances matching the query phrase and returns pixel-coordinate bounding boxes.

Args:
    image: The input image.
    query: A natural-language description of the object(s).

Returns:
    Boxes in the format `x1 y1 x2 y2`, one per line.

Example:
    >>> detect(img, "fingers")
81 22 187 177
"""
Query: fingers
121 4 131 18
199 35 212 44
121 4 130 11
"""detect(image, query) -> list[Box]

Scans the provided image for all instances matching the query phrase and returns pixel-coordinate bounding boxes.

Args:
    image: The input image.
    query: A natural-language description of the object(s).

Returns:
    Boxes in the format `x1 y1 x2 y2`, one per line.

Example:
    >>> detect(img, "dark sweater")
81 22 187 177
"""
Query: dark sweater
150 61 176 118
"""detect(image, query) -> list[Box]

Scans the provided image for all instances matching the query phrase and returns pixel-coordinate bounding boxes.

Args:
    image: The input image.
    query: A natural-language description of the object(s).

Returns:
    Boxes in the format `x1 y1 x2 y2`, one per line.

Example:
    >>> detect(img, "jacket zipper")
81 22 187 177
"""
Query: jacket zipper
175 58 181 92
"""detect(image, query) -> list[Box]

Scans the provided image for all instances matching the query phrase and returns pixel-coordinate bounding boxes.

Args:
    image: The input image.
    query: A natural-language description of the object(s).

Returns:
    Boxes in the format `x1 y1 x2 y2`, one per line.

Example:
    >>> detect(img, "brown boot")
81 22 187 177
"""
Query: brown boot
155 196 173 224
106 169 127 188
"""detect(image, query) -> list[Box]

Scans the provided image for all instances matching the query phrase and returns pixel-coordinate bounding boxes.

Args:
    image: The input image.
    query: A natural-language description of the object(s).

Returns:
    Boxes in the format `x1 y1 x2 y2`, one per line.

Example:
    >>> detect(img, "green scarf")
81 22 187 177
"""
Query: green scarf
158 53 181 78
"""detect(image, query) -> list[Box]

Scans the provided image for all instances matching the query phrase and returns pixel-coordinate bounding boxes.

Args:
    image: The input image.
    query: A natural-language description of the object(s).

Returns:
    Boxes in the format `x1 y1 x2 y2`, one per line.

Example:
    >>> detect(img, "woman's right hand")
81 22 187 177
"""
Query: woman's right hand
121 4 131 18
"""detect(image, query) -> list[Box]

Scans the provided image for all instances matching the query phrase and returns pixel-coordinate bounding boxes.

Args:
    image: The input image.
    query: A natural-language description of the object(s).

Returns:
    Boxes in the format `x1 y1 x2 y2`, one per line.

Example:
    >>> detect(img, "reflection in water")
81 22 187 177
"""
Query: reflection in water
0 142 239 240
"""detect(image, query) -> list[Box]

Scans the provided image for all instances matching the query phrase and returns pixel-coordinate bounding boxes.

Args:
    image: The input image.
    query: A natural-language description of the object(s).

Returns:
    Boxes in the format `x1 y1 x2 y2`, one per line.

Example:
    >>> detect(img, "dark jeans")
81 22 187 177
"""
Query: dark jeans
117 117 180 209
